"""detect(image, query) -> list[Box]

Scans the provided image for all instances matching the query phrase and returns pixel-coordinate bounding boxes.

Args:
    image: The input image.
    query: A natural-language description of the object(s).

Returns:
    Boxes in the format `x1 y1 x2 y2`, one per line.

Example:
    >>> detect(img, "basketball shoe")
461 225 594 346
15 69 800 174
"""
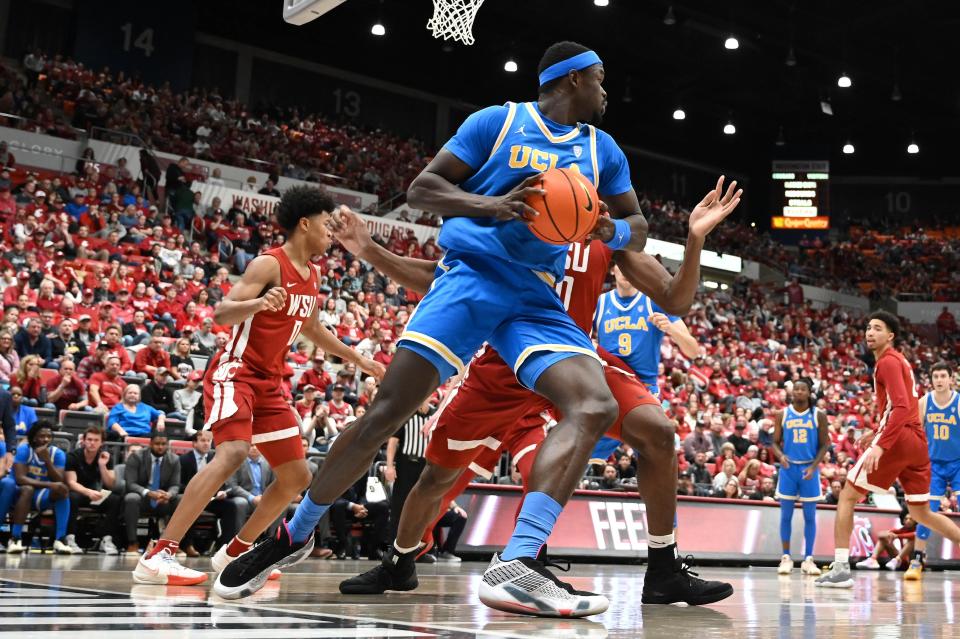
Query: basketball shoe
211 543 281 581
133 548 208 585
855 557 880 570
903 557 924 581
214 522 313 600
800 557 821 575
814 561 853 588
479 546 608 618
642 552 734 605
777 555 794 574
339 544 420 594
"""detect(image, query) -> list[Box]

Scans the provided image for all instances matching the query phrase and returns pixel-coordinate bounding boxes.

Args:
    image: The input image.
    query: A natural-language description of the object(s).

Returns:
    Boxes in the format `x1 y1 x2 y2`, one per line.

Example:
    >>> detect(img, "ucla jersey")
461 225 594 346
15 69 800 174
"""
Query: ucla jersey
593 290 677 389
923 391 960 462
782 406 819 463
14 442 66 481
440 101 631 280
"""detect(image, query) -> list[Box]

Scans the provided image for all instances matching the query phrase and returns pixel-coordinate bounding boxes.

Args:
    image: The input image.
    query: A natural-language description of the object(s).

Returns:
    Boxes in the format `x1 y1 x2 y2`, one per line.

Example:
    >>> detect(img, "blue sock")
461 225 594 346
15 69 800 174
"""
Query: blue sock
779 499 794 553
916 499 939 541
802 501 817 558
11 523 22 539
54 497 70 540
287 494 330 543
501 492 562 561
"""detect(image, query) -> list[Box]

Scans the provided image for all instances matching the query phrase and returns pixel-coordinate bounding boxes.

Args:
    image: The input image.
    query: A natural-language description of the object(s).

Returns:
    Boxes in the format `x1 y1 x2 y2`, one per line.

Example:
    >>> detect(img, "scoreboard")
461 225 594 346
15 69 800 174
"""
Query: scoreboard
771 161 830 230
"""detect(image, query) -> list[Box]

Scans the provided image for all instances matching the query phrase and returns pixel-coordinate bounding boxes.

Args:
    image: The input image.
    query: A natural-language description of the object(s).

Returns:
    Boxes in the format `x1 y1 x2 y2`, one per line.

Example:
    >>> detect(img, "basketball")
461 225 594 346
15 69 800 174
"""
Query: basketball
525 168 600 245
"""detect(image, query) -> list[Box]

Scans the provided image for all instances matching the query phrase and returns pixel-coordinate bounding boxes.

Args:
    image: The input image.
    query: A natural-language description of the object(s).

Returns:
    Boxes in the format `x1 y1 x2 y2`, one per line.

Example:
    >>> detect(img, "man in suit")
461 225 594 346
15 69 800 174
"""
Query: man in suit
123 431 181 552
179 430 248 556
329 473 389 560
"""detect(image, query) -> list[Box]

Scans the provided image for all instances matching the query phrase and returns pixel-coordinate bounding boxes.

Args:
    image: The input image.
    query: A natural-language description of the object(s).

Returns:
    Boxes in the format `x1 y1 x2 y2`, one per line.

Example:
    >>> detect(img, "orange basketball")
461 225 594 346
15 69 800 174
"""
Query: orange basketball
524 168 600 245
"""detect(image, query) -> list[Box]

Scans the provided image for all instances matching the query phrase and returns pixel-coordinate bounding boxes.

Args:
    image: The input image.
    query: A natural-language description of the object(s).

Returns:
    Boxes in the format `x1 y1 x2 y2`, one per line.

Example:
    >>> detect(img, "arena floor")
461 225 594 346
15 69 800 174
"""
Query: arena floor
0 554 955 638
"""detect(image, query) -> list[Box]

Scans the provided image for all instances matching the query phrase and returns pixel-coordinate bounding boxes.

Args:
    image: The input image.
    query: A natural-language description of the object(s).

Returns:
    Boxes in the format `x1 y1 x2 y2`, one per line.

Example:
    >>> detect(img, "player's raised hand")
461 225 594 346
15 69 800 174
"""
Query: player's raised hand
650 312 672 333
258 286 287 314
688 176 743 240
490 173 543 223
330 206 373 256
358 357 387 381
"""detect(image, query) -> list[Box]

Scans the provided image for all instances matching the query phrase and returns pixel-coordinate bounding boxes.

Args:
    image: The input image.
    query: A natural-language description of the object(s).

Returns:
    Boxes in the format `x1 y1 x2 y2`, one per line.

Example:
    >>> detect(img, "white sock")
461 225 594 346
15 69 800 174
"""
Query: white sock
394 540 422 555
647 533 675 549
835 548 849 564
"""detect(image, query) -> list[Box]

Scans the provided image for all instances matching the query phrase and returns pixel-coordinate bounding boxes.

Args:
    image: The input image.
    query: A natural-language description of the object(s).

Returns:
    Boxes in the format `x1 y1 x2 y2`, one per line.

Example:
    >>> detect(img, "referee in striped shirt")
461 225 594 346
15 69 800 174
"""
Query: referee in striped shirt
385 398 434 542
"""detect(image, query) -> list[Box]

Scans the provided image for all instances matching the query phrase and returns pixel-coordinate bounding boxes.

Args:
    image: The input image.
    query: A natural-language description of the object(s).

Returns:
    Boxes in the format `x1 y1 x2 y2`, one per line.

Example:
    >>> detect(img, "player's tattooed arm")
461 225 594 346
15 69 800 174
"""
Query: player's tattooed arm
213 255 286 326
408 150 542 222
330 207 437 295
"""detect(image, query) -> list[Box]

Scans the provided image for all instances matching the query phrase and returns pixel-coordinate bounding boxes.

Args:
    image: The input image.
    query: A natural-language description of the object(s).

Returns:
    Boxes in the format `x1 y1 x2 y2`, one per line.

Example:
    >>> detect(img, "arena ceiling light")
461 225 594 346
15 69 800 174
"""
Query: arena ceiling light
594 0 610 6
775 126 786 146
891 82 902 102
723 121 736 135
724 36 739 50
837 72 852 88
504 59 518 73
371 21 386 36
842 142 855 154
907 141 919 154
663 5 676 25
785 46 797 67
673 108 686 120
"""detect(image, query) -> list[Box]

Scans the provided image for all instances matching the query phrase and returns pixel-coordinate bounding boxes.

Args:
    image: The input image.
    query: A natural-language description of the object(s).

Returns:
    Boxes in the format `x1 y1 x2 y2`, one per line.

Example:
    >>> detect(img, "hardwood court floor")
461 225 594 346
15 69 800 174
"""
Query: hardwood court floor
0 554 956 638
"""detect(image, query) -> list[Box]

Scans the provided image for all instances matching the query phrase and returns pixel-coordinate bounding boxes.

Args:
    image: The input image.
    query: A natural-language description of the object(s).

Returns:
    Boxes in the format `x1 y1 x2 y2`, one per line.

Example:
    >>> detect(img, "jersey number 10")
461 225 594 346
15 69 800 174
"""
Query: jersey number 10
933 424 950 441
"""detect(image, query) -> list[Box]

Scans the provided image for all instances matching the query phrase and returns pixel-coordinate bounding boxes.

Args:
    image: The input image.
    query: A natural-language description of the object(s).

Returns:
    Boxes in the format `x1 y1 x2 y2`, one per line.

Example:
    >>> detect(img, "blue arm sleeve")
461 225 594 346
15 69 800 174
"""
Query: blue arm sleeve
595 131 633 197
53 448 66 470
443 104 511 170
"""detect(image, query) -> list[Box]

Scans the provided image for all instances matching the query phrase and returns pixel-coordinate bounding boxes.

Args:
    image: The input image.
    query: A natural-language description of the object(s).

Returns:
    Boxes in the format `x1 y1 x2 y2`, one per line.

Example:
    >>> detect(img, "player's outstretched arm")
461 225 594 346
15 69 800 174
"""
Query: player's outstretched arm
212 256 286 327
407 150 543 223
330 207 438 295
300 311 386 381
612 176 742 315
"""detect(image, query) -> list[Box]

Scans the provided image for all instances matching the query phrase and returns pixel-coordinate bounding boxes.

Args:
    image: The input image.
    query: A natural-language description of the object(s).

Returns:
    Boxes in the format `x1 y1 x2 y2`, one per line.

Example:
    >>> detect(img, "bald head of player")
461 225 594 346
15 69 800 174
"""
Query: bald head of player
537 41 607 126
276 185 336 256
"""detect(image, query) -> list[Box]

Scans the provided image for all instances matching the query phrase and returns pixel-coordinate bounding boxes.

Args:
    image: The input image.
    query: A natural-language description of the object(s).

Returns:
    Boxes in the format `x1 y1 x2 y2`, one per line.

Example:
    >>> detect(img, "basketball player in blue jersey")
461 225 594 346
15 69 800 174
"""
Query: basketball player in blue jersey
904 361 960 580
589 263 699 461
770 378 830 576
222 41 653 614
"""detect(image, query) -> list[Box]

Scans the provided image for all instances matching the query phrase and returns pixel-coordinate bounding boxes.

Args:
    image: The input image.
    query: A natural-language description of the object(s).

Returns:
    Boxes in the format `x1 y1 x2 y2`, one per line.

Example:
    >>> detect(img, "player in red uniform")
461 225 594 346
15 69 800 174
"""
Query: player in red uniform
337 177 740 609
816 311 960 588
132 187 385 588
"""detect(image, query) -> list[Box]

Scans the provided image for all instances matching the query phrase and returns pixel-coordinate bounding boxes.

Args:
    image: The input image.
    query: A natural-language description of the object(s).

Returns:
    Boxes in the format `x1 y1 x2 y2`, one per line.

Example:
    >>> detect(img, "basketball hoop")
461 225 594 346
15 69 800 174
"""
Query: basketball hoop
426 0 485 45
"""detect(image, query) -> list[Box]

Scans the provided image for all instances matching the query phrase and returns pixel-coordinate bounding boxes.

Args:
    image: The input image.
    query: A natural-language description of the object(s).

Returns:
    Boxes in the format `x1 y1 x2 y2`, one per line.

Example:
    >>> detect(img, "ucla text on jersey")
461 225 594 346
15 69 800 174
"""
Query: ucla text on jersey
923 391 960 462
593 290 677 389
782 406 819 463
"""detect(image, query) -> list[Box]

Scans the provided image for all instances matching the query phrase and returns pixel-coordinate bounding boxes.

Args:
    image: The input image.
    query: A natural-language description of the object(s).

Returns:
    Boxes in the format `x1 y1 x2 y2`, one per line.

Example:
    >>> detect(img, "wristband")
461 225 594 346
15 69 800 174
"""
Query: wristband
604 218 631 250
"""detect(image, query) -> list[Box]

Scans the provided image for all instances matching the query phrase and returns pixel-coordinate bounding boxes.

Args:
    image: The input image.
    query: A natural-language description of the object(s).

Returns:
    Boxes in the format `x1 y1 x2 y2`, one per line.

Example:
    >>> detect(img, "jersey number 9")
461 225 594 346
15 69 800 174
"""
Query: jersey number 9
618 333 632 356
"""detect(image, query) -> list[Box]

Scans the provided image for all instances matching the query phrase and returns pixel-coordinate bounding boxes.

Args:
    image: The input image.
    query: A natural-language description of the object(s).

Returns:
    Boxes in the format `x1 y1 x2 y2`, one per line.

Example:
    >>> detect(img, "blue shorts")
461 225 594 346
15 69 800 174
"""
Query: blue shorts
398 251 598 389
930 459 960 499
776 462 822 502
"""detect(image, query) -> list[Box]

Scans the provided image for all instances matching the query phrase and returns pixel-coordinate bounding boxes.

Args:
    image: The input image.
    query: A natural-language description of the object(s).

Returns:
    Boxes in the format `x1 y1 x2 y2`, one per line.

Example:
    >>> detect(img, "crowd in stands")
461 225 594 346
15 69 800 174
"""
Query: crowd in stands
3 52 432 201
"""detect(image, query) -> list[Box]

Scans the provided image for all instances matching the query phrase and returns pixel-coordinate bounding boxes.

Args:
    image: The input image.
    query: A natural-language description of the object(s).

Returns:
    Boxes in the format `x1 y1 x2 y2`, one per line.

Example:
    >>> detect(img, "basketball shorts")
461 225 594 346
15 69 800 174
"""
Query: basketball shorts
929 459 960 499
849 427 931 503
203 362 304 467
398 250 598 389
775 463 823 501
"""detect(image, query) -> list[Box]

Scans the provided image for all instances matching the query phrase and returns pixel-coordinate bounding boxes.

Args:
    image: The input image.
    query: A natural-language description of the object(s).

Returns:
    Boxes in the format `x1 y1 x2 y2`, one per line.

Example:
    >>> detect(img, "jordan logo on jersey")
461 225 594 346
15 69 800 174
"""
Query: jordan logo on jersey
286 294 317 319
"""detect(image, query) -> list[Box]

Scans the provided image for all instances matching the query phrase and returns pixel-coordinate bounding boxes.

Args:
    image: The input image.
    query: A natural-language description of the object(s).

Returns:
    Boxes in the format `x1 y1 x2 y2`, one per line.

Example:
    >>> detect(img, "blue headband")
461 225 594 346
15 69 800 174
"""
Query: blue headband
538 50 603 87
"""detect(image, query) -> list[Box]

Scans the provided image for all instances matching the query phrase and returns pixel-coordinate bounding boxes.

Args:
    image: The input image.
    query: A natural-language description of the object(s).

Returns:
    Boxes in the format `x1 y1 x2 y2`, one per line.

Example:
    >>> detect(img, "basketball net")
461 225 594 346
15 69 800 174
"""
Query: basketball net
426 0 485 45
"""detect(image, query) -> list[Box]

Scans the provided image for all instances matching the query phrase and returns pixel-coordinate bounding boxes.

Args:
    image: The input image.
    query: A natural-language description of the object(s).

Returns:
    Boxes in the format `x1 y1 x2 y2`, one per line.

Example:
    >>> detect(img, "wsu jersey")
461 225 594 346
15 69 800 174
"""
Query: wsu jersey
210 247 318 379
873 347 923 450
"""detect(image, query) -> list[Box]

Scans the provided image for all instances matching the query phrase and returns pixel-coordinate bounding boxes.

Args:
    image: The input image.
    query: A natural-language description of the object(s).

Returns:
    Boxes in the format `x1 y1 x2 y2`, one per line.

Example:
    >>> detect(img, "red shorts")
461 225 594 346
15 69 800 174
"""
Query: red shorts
425 349 659 471
849 427 931 503
203 361 304 467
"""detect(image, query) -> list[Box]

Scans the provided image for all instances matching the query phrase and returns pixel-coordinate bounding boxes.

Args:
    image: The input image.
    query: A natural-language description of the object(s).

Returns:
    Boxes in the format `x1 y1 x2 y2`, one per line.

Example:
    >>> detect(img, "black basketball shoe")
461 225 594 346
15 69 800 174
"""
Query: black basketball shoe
642 553 734 605
214 522 314 600
339 544 420 594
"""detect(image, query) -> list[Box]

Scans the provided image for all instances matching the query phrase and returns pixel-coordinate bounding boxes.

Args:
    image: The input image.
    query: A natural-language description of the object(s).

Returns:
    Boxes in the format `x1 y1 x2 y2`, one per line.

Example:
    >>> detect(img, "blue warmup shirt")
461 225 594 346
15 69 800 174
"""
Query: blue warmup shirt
924 391 960 462
14 442 66 481
781 405 819 463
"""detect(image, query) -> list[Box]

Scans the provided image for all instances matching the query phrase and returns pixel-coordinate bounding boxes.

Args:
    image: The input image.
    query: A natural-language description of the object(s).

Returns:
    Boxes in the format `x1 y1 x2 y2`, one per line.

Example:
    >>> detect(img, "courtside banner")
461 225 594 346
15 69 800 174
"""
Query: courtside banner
192 182 440 245
457 485 960 565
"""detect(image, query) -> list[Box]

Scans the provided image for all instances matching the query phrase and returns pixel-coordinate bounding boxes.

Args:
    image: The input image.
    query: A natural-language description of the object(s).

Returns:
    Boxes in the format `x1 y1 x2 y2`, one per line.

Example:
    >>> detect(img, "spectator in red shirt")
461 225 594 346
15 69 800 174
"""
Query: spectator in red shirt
101 325 132 373
937 306 958 344
336 313 363 345
10 354 48 407
295 385 319 418
45 358 88 411
88 354 127 412
373 337 395 369
326 383 354 424
134 335 177 380
298 353 333 392
2 271 35 308
35 279 62 312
